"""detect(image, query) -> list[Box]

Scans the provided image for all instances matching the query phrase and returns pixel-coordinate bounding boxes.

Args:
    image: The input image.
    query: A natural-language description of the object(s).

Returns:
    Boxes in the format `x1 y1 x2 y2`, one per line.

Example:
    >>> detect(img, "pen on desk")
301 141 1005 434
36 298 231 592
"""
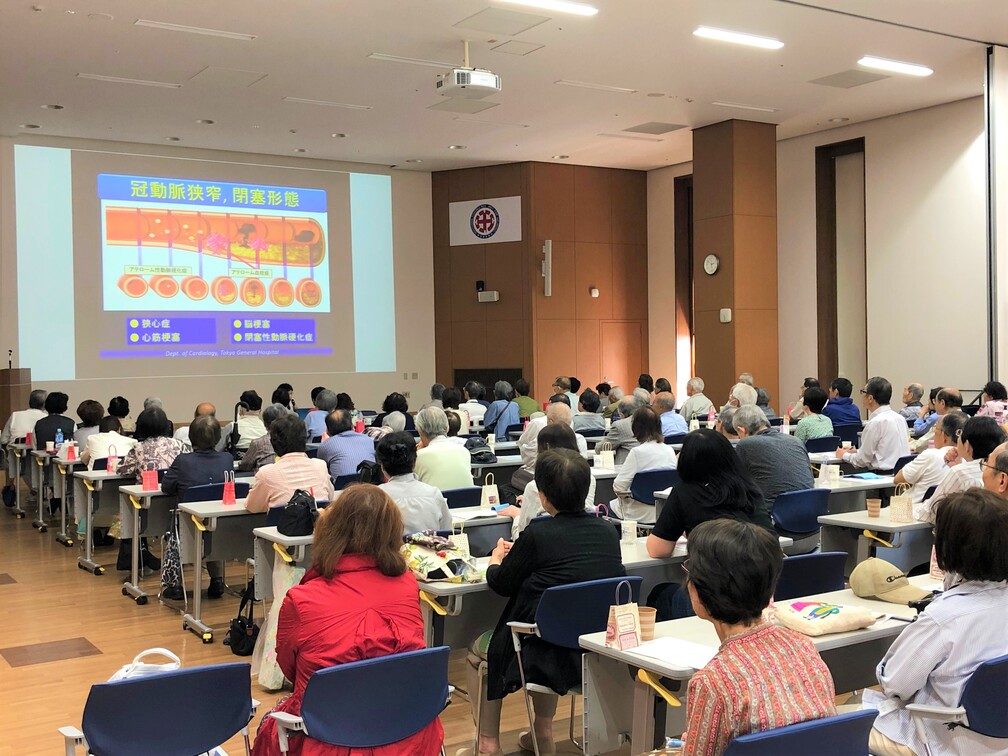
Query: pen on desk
888 615 914 623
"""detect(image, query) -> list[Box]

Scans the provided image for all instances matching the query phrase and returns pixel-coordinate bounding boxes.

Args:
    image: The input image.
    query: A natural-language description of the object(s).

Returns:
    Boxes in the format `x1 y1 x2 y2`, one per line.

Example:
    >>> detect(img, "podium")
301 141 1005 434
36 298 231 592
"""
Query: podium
0 369 32 423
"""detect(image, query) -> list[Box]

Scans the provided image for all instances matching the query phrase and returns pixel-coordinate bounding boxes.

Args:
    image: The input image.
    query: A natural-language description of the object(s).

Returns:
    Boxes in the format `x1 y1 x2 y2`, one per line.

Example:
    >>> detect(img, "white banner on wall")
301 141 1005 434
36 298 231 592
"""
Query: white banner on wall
449 195 522 246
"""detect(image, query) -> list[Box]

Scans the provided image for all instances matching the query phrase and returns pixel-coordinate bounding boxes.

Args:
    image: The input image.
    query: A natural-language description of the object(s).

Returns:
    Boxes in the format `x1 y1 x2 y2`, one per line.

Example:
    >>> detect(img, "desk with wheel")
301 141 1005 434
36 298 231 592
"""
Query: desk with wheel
176 498 266 643
819 508 932 576
578 574 939 754
29 449 75 533
117 484 178 605
6 441 30 518
72 469 133 576
52 456 84 547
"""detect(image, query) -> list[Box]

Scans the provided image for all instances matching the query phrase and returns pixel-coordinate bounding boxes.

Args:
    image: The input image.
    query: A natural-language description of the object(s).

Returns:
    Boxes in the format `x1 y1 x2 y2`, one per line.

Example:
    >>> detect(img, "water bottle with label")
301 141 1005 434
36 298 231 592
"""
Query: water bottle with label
707 408 716 427
55 427 64 447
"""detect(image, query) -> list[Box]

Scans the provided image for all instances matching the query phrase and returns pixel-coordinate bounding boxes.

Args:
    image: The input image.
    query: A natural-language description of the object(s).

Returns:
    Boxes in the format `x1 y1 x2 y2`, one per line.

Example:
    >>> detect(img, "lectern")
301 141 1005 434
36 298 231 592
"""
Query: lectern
0 368 32 422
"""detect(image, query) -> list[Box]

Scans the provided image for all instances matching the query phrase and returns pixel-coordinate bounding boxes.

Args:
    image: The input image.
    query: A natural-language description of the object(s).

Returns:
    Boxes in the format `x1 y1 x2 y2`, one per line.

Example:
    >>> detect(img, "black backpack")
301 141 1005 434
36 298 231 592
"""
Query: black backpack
465 436 497 465
224 580 259 656
357 459 383 484
275 489 318 537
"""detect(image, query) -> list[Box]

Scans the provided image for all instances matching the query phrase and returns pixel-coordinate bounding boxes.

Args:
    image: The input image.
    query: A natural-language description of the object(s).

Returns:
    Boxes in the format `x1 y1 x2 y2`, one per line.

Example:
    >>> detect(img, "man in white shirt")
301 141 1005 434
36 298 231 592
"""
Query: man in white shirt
895 411 965 520
174 402 216 452
924 415 1007 521
981 440 1008 498
216 390 268 452
511 401 587 494
1 389 47 445
835 376 910 471
678 377 715 422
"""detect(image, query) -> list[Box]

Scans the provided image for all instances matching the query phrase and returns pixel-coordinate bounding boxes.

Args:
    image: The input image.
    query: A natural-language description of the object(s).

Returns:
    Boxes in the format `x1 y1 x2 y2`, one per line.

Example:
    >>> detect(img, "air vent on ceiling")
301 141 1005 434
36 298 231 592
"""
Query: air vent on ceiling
809 70 889 88
623 121 685 135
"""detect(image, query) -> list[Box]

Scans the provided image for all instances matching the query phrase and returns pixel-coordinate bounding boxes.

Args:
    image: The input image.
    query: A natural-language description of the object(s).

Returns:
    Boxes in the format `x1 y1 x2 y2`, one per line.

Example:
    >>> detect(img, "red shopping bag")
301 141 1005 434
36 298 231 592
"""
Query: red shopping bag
222 471 237 505
141 462 158 491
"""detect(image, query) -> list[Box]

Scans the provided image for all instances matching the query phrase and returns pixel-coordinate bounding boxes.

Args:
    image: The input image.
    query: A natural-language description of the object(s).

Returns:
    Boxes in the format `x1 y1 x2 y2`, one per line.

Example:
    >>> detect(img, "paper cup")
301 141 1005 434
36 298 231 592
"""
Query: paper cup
638 607 657 642
620 520 638 543
45 441 55 452
841 441 852 448
866 498 882 518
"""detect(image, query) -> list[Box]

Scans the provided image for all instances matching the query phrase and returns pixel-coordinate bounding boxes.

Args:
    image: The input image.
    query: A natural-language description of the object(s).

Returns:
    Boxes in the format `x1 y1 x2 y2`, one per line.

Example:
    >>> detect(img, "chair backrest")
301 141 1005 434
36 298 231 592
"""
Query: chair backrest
923 484 938 501
310 435 323 444
664 433 688 445
82 662 253 756
90 457 108 472
580 428 606 438
306 447 319 459
768 417 784 427
722 709 877 755
360 409 377 417
504 423 524 437
534 576 643 649
178 481 251 503
443 486 482 509
771 488 830 534
295 407 311 419
774 551 848 600
958 653 1008 738
892 454 916 475
332 474 358 491
628 468 680 505
833 424 862 446
805 436 840 453
299 647 449 748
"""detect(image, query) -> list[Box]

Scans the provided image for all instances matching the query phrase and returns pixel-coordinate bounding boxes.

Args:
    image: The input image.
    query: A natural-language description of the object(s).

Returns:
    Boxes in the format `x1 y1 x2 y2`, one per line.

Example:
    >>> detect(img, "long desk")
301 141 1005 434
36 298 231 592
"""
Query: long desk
819 509 932 576
72 469 133 576
117 484 178 604
578 574 939 754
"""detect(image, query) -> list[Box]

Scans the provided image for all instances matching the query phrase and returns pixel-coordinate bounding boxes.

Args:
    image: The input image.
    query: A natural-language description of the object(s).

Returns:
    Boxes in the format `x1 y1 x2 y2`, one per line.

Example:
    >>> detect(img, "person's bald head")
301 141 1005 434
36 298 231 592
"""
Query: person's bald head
545 402 573 428
654 391 677 413
982 440 1008 498
936 388 963 414
194 402 216 419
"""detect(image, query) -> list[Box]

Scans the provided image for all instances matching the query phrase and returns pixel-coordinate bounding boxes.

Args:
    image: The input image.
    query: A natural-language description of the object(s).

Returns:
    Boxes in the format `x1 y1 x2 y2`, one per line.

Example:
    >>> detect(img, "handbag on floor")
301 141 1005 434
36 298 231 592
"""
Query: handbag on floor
160 509 186 603
224 580 259 657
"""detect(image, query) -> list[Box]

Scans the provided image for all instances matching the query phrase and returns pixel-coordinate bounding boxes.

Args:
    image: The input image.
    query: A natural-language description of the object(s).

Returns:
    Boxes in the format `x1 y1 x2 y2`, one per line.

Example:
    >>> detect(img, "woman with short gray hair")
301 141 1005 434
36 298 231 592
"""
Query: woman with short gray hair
483 381 520 436
238 402 289 473
414 406 472 490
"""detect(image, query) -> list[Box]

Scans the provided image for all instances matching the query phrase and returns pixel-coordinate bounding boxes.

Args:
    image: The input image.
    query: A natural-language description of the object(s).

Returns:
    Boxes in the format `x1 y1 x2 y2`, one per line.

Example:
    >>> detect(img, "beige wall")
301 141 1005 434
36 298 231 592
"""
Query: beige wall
778 97 987 406
0 135 434 422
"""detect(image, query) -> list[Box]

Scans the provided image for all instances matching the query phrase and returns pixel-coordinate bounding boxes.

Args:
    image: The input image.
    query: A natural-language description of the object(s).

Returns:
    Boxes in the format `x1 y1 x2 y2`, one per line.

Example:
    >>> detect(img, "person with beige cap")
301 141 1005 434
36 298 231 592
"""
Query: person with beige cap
859 489 1008 756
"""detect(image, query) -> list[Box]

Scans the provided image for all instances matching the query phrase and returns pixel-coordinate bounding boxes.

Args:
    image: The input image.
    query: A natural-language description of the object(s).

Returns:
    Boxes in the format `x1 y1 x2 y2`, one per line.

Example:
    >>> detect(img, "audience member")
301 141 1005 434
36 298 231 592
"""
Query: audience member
835 377 910 471
422 383 445 410
414 407 472 490
81 415 136 470
318 409 376 479
726 382 758 409
977 379 1008 423
981 440 1008 498
303 388 335 440
595 382 611 409
364 410 407 442
442 386 470 431
793 387 833 443
376 432 451 535
734 405 814 509
612 407 678 523
270 387 291 411
217 390 268 452
646 430 772 619
444 410 465 442
631 387 652 410
896 412 966 520
511 402 587 494
161 415 234 597
603 393 647 465
655 377 672 394
786 377 820 421
863 489 1008 756
33 392 76 450
1 388 47 445
569 376 581 394
73 400 103 449
245 414 335 513
912 387 961 451
715 406 739 440
755 387 777 420
551 376 579 412
738 372 754 386
513 378 540 418
602 385 624 420
251 486 443 756
654 391 687 437
174 402 216 451
924 415 1007 521
898 382 924 423
572 389 605 432
822 377 862 426
678 377 715 422
912 386 942 438
275 382 295 410
680 520 836 756
107 395 134 434
373 392 414 431
464 449 623 756
638 373 655 395
335 392 363 428
238 403 287 473
483 381 520 435
463 381 489 422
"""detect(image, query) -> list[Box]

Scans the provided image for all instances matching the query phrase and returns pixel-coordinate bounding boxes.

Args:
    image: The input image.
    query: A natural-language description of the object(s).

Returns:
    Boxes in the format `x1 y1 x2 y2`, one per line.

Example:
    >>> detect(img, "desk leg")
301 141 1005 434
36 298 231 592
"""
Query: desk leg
821 524 861 577
77 481 104 575
630 680 657 754
122 495 148 605
582 654 636 755
182 518 214 643
11 453 26 518
55 467 73 547
32 460 47 532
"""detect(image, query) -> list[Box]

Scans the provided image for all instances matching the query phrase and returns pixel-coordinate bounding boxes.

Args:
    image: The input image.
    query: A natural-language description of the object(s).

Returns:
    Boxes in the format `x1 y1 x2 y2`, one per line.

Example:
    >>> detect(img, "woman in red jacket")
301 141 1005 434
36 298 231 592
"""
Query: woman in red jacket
252 485 444 756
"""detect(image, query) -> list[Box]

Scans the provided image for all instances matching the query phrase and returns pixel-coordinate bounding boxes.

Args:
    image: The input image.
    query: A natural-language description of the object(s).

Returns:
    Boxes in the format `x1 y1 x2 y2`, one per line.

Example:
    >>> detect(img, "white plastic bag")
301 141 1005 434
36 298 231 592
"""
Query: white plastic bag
108 648 181 681
253 560 304 691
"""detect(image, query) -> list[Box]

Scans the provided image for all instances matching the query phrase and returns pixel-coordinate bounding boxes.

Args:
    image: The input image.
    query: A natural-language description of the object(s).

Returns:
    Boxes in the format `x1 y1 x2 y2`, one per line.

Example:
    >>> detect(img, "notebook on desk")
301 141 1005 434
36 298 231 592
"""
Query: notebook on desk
625 636 717 670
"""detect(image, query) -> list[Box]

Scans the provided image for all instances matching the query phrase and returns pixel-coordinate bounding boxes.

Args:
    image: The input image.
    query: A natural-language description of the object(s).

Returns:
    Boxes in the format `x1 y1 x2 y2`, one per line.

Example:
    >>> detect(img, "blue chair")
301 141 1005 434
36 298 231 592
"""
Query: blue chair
628 468 680 506
893 454 916 475
805 436 841 453
295 407 311 420
269 647 450 753
580 428 606 438
310 435 323 444
772 488 830 554
907 653 1008 752
503 423 524 439
507 577 644 755
60 662 256 756
332 474 358 491
774 552 847 600
305 447 318 459
768 417 784 427
834 424 862 447
664 433 688 445
923 484 939 501
443 486 482 509
360 409 377 417
722 709 877 755
178 481 251 503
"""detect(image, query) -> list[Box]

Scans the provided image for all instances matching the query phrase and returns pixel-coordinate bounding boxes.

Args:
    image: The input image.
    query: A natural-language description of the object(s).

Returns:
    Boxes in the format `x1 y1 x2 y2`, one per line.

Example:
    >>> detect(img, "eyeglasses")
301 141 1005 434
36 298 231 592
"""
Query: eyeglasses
980 461 1007 475
859 388 868 395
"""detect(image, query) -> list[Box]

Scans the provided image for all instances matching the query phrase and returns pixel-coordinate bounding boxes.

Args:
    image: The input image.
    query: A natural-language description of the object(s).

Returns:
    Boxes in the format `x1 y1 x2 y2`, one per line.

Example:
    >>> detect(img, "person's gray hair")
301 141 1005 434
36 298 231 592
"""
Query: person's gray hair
632 387 651 405
262 402 289 429
143 396 163 410
430 383 445 401
545 402 573 427
494 380 514 401
28 389 48 410
738 372 754 386
608 386 625 404
384 411 406 433
718 406 738 436
314 389 338 413
415 406 448 439
906 382 924 402
654 393 677 413
687 377 704 393
734 404 769 435
730 383 758 406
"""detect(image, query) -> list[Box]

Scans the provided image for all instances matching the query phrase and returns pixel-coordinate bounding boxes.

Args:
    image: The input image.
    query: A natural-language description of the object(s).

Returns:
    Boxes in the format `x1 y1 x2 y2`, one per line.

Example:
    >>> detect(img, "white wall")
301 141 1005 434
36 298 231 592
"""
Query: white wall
778 97 987 407
0 135 434 421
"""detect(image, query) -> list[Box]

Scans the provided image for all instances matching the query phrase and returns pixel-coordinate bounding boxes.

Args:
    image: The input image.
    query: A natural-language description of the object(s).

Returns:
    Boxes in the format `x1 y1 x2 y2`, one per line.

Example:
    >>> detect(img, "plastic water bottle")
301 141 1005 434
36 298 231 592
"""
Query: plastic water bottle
55 427 64 445
707 408 716 427
782 409 791 434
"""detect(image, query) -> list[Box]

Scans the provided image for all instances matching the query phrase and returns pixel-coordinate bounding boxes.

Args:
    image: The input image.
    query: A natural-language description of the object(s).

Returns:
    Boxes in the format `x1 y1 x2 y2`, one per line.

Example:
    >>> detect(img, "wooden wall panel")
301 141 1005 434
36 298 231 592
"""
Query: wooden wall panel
601 321 644 392
448 168 485 202
611 170 648 245
483 162 523 199
575 319 602 388
484 241 525 322
452 320 487 369
534 240 576 320
692 122 734 222
432 173 450 249
733 121 778 218
491 320 528 369
611 244 648 320
535 319 578 400
693 309 735 406
532 163 575 242
692 217 734 311
733 215 778 311
574 242 613 320
435 320 453 385
449 245 486 323
735 309 780 408
574 167 611 243
433 247 452 326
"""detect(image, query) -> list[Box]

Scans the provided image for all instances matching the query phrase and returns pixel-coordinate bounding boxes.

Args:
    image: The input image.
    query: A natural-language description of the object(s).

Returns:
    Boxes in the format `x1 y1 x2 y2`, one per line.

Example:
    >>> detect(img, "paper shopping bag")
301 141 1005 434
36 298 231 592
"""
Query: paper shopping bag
481 473 500 509
448 520 470 557
597 441 615 471
604 579 641 650
106 444 118 473
141 463 158 491
66 442 77 462
889 483 913 523
222 471 237 505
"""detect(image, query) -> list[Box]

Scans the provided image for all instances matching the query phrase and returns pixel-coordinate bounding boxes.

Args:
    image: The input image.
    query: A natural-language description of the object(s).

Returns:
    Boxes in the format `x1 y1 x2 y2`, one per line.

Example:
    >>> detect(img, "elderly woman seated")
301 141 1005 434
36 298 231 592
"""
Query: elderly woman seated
376 431 452 534
414 406 473 490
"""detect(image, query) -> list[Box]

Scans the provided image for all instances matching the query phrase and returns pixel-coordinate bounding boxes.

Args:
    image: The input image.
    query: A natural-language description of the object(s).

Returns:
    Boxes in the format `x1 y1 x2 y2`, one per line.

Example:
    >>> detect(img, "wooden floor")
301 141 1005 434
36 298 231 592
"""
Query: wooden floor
0 484 606 756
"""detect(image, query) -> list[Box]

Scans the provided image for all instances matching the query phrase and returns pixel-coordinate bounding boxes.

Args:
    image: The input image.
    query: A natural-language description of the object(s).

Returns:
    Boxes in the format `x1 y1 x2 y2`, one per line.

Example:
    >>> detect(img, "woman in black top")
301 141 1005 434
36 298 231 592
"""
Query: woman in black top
646 429 773 620
463 449 624 756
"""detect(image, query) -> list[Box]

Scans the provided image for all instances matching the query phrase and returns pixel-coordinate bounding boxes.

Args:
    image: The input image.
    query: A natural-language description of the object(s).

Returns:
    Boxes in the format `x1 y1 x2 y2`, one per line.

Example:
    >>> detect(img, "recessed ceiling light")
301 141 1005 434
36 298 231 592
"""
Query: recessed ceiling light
331 132 346 138
251 124 260 129
165 136 182 141
283 96 372 111
555 79 637 94
829 117 850 123
693 26 784 50
19 123 41 129
65 9 76 14
711 100 778 113
77 72 182 88
41 104 64 110
196 119 215 125
858 55 932 77
497 0 598 16
551 154 569 159
134 19 257 41
448 144 467 150
405 159 423 163
367 52 456 70
647 92 664 98
293 148 307 153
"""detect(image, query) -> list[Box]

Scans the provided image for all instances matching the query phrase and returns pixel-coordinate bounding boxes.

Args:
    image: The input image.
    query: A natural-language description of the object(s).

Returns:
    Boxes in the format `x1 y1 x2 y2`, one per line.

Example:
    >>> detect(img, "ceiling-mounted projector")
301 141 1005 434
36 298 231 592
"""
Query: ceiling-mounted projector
436 40 501 99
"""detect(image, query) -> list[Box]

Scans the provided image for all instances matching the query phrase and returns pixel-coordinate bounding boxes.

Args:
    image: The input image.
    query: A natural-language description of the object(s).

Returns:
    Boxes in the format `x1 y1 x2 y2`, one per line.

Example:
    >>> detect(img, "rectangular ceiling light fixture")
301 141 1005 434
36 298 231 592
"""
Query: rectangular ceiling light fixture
368 52 457 70
77 73 182 88
555 79 637 94
858 55 933 77
134 19 257 41
498 0 598 17
693 26 783 49
282 97 373 110
711 100 778 113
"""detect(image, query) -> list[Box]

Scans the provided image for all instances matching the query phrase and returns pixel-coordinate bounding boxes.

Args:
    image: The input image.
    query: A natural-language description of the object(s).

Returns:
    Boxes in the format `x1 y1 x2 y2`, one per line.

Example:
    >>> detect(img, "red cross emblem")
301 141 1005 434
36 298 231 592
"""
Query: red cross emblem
470 204 500 239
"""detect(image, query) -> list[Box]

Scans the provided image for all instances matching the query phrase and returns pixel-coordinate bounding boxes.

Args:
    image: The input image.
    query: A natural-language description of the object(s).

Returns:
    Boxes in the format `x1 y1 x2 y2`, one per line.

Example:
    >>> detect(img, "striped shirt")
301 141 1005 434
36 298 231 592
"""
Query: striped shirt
683 622 836 756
